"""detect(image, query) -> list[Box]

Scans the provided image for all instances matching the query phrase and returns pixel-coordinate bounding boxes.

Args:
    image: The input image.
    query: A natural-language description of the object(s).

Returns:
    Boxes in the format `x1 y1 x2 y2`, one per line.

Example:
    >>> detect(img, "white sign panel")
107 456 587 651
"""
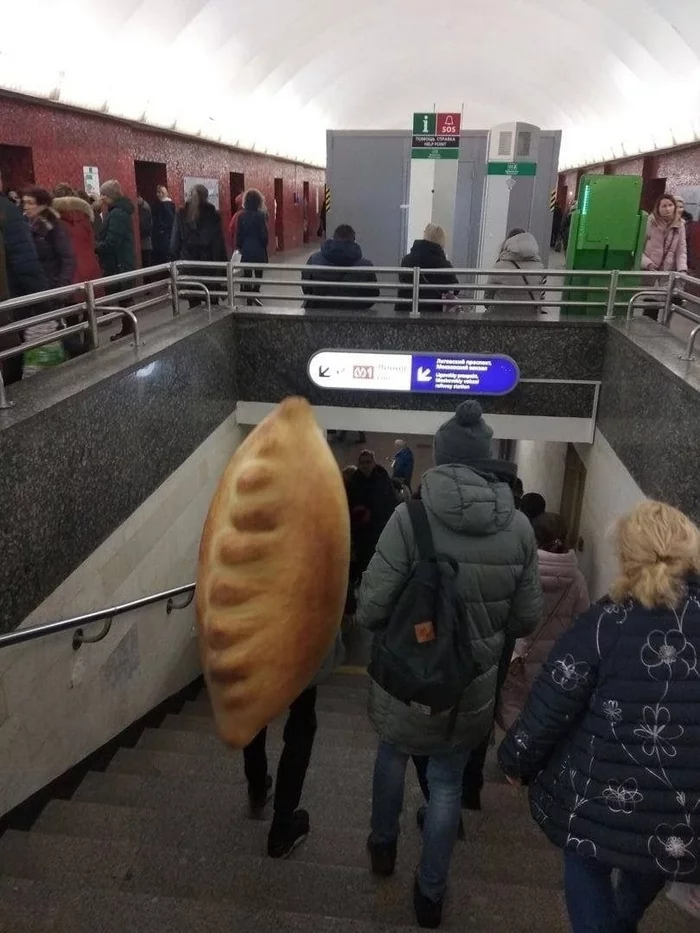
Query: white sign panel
183 176 220 209
82 166 100 198
309 351 412 392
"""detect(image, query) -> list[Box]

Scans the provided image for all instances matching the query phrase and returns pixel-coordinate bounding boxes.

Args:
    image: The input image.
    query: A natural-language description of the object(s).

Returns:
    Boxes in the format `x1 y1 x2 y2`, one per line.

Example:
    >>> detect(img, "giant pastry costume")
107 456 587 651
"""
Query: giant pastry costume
196 397 350 748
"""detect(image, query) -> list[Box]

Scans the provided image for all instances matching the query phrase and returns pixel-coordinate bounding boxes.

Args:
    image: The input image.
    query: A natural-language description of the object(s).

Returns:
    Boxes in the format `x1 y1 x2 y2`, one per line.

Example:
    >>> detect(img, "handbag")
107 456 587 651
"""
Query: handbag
495 581 575 732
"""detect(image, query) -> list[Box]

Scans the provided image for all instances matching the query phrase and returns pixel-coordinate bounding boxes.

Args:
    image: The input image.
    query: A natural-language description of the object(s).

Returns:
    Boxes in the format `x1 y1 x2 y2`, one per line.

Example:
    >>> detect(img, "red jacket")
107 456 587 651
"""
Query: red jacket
53 196 103 288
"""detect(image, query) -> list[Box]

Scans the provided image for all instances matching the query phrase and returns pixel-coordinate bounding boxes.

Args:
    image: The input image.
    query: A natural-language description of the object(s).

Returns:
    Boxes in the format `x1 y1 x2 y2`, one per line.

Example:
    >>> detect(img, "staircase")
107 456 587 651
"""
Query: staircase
0 671 696 932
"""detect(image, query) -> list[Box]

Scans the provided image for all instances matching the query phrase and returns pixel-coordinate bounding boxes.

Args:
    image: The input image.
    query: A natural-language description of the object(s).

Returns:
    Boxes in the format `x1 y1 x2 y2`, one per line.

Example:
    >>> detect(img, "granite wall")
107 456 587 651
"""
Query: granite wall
0 317 237 635
232 312 606 418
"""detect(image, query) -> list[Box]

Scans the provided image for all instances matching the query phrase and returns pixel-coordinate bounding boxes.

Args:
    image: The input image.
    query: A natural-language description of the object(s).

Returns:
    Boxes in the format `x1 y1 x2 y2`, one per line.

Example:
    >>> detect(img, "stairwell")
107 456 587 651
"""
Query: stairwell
0 671 696 932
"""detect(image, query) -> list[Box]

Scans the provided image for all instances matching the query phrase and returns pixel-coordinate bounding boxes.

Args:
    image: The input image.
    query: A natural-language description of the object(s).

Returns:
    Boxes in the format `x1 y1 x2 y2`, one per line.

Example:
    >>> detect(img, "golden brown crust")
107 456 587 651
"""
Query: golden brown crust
196 397 350 748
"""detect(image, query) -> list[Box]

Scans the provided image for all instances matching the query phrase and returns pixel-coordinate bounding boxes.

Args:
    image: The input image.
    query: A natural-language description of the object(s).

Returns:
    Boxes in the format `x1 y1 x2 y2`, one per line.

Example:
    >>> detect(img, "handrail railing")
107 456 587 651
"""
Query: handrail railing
1 255 696 410
0 583 196 650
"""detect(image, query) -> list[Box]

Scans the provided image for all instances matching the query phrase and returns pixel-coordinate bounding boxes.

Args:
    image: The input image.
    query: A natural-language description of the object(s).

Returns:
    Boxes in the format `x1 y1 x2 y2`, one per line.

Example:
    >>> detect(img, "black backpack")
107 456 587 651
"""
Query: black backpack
368 500 479 717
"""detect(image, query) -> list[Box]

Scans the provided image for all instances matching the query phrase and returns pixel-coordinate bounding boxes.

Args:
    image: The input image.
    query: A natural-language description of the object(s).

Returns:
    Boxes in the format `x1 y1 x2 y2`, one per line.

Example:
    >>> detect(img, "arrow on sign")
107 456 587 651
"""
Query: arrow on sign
417 367 432 382
318 366 330 378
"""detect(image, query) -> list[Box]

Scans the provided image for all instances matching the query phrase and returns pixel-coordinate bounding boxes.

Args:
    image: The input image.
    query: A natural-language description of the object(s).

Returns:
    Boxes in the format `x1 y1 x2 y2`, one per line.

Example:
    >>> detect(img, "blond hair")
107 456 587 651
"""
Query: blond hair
609 501 700 609
423 223 446 248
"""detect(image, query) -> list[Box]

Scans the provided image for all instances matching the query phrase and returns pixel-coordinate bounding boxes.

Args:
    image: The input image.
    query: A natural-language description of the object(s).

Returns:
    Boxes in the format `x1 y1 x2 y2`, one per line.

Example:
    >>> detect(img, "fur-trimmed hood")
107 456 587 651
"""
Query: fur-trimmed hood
53 196 94 223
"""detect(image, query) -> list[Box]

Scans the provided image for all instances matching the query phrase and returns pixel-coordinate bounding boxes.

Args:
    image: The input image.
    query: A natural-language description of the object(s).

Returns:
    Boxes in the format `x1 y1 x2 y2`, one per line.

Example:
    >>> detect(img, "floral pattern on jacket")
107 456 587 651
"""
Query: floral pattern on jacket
499 578 700 881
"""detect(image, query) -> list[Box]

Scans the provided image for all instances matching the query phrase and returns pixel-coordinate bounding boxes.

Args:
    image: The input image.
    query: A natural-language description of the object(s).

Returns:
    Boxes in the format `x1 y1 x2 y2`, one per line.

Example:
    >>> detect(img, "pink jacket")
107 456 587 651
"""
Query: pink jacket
515 549 590 690
642 214 687 272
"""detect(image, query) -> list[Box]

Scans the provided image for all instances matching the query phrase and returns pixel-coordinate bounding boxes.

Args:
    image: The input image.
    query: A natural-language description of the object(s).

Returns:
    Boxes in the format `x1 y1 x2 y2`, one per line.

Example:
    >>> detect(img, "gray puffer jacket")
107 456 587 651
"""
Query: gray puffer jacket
484 232 544 317
357 464 542 755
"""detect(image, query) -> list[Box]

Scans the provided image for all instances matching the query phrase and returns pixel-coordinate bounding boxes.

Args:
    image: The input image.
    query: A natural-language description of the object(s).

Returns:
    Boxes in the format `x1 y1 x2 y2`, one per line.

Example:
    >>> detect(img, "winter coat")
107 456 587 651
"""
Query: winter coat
302 238 379 311
498 577 700 882
228 194 245 247
642 214 687 273
96 196 136 276
138 200 153 250
514 549 589 691
347 465 399 570
0 193 46 303
357 463 542 755
28 208 76 290
151 199 176 262
392 446 414 486
396 239 458 312
236 209 268 264
484 232 544 317
52 197 102 287
172 202 227 263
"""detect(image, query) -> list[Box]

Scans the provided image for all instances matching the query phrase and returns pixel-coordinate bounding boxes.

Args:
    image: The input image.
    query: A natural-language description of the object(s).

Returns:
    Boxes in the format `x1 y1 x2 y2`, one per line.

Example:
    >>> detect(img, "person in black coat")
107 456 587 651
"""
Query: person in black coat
396 223 458 312
171 184 227 309
346 449 398 580
301 224 379 311
0 183 48 385
236 188 269 306
151 185 177 264
22 187 76 290
499 500 700 933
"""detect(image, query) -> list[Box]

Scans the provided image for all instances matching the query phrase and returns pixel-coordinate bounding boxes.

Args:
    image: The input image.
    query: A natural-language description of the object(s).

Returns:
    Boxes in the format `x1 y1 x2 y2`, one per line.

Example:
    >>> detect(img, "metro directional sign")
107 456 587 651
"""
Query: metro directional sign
308 350 519 396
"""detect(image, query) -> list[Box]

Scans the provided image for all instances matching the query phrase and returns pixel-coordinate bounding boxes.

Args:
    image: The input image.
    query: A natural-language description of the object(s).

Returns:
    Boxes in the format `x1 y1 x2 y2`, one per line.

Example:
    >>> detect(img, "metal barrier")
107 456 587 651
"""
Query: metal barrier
1 256 697 410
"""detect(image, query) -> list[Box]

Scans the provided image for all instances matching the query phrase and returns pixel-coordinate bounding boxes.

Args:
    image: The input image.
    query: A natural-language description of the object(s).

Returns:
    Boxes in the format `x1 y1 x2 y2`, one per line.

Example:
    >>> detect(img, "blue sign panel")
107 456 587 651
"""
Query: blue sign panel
409 353 519 395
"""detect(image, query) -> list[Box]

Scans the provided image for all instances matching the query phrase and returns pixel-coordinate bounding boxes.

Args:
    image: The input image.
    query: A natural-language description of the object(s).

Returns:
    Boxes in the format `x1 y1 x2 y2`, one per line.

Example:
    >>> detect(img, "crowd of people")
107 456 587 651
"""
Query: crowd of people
241 403 700 931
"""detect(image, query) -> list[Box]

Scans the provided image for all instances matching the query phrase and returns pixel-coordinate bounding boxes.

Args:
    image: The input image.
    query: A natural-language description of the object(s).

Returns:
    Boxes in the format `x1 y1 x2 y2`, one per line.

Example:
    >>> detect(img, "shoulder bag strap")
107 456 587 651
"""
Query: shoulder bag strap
510 259 539 305
660 227 679 269
407 499 436 562
521 579 576 661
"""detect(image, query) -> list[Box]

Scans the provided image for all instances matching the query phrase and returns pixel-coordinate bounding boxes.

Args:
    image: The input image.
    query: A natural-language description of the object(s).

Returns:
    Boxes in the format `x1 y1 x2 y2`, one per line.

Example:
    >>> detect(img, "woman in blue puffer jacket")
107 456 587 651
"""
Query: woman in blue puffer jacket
499 500 700 933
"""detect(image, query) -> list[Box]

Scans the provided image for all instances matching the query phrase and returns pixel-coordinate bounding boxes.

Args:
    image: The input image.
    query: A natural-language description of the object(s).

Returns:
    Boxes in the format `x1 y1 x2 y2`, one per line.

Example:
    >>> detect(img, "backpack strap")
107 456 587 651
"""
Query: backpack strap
407 500 436 562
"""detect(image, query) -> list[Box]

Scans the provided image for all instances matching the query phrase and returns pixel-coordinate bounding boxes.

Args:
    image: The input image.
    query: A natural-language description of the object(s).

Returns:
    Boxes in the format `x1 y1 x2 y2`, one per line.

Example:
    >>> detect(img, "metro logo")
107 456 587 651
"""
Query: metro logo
352 365 375 379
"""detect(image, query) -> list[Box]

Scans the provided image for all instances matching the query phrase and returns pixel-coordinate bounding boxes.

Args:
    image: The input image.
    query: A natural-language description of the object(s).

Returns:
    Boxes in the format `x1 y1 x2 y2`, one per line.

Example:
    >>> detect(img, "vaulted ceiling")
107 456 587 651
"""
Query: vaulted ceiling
1 0 699 167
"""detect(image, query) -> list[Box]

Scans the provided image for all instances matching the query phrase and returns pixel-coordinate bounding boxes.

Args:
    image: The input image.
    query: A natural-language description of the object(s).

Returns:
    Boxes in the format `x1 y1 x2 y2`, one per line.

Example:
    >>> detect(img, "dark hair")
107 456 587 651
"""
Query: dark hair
243 188 263 212
23 185 53 207
506 228 526 239
333 224 356 241
77 189 91 203
53 182 75 198
533 512 569 554
186 184 209 225
520 492 546 523
358 449 375 462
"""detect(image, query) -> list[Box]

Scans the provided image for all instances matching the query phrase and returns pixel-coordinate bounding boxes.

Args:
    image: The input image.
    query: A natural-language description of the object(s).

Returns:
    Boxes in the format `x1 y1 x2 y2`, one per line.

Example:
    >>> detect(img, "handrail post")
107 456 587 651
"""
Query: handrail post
604 269 620 320
410 266 420 317
0 368 12 410
228 251 242 310
85 280 99 350
170 261 180 317
680 323 700 362
661 271 676 325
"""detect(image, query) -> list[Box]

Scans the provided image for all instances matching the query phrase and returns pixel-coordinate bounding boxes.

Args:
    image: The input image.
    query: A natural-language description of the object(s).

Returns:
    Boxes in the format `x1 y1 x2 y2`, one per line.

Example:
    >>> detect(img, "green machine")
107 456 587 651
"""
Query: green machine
563 174 647 316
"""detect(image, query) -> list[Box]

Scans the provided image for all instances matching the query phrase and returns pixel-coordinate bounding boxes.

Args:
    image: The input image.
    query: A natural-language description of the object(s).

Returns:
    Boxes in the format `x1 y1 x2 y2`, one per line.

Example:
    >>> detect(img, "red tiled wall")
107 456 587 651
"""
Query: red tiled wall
610 158 644 176
0 96 325 255
655 145 700 191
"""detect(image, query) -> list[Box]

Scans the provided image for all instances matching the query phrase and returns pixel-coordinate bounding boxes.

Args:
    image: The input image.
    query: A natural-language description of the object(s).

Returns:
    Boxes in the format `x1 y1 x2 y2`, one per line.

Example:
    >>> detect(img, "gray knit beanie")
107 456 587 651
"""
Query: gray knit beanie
433 401 494 466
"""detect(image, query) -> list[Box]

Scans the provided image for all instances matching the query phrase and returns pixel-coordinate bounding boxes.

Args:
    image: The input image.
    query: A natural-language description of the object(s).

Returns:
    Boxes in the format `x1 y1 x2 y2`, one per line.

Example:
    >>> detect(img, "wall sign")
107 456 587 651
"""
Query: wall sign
486 161 537 177
411 111 461 161
308 350 519 396
82 166 100 197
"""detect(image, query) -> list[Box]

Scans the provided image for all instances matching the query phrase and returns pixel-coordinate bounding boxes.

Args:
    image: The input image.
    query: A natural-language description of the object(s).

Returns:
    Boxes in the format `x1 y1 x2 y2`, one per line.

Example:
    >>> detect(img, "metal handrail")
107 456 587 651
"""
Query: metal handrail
0 583 196 650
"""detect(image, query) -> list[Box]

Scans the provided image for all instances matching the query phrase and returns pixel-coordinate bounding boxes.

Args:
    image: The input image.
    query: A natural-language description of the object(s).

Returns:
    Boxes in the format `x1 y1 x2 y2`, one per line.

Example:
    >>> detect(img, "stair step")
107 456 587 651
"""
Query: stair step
188 692 369 717
0 878 417 933
175 707 376 734
137 726 379 761
160 714 378 746
36 798 553 878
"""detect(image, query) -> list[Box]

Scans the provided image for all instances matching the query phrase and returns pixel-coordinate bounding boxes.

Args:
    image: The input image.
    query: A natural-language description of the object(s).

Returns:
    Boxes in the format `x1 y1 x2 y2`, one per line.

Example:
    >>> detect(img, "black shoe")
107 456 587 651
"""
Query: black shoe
367 833 397 877
461 787 482 811
248 775 272 819
267 809 310 859
413 875 444 929
110 329 130 342
416 806 465 841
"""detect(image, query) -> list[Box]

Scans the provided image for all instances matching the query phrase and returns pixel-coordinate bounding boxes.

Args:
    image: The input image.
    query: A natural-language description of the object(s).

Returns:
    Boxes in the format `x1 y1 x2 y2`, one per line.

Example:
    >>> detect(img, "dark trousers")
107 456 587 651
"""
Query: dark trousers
243 686 317 829
242 267 263 300
564 850 665 933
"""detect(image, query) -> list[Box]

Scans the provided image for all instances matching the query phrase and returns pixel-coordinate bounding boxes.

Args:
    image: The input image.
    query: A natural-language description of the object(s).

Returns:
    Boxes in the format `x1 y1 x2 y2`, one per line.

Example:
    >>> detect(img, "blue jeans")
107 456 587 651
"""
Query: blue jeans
371 740 469 902
564 850 665 933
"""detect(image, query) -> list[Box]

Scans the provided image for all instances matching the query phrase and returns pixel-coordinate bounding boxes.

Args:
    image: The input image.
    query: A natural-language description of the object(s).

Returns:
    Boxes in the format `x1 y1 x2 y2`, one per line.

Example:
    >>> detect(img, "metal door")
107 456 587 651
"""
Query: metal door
452 161 476 268
327 133 410 267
